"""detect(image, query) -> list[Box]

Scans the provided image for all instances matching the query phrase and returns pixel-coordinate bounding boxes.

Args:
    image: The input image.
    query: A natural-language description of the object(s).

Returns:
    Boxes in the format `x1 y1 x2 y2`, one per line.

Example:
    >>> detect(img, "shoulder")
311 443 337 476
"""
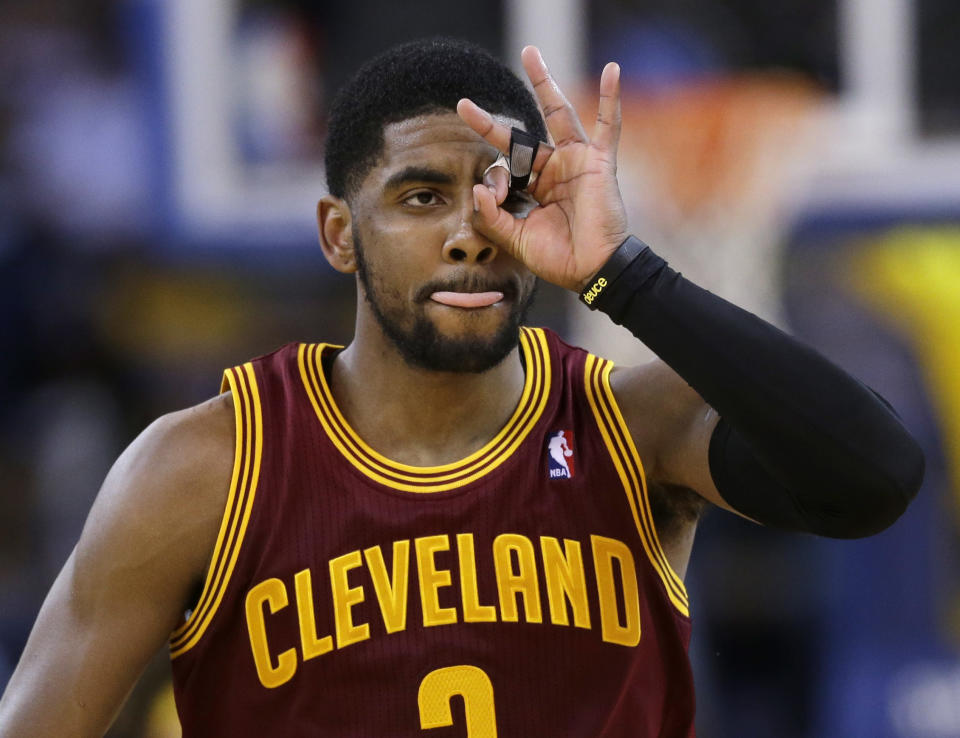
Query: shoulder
145 392 235 468
104 392 235 516
74 393 236 610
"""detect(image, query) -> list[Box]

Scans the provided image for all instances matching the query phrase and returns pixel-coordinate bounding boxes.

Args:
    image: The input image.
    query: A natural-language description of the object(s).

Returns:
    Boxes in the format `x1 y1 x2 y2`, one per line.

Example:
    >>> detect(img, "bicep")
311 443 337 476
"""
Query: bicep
0 399 232 736
610 361 735 513
0 547 179 737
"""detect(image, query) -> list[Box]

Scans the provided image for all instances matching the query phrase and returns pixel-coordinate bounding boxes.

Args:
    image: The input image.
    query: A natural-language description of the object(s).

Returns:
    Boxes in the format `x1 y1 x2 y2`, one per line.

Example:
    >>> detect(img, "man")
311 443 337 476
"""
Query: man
0 38 923 737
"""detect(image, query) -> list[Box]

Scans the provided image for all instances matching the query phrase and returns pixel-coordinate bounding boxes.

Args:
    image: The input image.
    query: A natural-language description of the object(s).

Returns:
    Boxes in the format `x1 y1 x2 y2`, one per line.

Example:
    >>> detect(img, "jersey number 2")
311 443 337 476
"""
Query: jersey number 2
418 665 498 737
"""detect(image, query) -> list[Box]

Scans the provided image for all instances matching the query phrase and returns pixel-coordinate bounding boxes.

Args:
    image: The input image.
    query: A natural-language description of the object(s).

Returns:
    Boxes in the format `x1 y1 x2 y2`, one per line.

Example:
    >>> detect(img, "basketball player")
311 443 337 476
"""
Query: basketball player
0 39 923 736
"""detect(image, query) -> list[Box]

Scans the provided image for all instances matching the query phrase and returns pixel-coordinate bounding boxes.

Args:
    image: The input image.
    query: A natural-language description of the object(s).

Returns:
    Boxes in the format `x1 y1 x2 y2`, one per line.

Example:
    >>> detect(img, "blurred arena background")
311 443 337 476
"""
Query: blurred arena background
0 0 958 736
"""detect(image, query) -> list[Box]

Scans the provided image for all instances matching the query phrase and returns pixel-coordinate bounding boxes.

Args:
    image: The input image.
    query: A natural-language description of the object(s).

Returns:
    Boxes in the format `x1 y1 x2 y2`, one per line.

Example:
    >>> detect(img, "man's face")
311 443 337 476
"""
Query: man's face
347 111 538 373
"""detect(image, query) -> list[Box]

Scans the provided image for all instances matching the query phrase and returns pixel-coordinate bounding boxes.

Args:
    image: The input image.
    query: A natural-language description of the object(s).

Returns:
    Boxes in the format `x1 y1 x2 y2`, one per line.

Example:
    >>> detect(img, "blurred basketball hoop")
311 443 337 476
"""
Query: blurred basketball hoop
568 76 824 365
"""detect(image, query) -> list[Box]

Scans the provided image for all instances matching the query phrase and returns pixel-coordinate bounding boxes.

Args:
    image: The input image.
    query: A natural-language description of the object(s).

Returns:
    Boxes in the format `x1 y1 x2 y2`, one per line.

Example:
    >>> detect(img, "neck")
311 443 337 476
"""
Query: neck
330 321 526 467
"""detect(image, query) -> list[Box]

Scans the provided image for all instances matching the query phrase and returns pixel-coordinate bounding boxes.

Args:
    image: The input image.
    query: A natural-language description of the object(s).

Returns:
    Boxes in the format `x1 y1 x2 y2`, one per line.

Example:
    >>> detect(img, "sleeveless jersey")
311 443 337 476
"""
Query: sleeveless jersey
170 327 695 737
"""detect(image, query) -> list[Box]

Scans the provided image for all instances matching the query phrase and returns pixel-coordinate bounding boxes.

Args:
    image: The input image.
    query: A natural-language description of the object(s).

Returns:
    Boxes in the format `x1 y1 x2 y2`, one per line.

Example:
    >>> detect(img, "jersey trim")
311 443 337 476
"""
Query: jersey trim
298 326 551 493
169 362 264 658
583 354 690 617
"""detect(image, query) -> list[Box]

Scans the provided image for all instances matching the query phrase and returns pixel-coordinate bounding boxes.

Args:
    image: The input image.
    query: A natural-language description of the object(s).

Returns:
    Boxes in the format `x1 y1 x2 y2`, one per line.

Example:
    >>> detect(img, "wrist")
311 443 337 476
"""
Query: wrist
578 236 665 310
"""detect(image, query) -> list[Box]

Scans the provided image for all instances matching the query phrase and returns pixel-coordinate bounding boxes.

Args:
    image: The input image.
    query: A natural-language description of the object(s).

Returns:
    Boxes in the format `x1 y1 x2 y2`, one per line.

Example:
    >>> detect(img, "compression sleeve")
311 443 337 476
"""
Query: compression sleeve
590 238 925 538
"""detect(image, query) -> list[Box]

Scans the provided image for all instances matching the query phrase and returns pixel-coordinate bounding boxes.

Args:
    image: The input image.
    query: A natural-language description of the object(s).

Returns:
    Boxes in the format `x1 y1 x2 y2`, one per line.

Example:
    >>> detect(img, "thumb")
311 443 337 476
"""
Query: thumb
472 183 523 258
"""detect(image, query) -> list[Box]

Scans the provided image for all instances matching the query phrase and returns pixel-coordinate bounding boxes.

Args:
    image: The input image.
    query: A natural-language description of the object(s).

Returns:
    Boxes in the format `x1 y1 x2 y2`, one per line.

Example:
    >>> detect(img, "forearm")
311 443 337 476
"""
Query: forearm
587 237 925 537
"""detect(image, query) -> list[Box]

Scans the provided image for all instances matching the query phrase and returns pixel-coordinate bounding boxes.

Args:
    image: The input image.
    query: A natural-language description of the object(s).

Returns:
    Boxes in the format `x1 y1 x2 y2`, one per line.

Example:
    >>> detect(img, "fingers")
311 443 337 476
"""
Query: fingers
482 160 510 205
592 61 622 154
521 46 586 146
458 97 556 190
460 48 621 170
457 99 511 151
472 184 522 254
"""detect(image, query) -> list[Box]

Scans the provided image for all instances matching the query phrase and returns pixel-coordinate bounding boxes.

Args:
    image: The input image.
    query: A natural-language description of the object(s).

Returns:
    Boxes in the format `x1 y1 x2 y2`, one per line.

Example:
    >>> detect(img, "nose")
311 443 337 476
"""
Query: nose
442 206 497 265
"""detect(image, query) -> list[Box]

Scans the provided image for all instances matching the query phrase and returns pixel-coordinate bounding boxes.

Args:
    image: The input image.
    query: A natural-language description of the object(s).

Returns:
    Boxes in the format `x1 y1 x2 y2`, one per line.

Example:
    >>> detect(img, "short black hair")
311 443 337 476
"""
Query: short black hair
324 37 547 200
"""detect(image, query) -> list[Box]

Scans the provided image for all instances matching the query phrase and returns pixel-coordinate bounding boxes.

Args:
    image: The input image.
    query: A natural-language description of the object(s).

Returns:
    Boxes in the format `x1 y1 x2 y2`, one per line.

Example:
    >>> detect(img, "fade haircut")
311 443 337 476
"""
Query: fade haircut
324 37 547 200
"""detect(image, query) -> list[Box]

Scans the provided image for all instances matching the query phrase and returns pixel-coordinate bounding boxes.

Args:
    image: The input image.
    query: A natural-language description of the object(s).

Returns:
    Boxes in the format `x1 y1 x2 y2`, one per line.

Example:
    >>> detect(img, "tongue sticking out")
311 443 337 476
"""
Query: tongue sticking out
430 291 504 309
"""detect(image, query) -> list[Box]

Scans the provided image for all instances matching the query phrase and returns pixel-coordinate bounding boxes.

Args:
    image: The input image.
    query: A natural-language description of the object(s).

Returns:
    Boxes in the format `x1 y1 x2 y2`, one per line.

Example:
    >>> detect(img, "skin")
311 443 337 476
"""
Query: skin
0 46 739 735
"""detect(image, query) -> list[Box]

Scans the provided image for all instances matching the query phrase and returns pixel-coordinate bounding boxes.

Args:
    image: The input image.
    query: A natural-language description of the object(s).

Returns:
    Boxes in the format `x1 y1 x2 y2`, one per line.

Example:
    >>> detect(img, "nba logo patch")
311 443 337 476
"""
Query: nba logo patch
547 430 575 479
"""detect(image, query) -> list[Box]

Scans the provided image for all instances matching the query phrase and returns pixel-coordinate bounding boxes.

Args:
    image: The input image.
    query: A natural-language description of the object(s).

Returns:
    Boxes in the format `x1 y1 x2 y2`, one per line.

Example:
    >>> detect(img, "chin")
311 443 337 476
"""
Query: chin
428 305 511 339
393 314 521 374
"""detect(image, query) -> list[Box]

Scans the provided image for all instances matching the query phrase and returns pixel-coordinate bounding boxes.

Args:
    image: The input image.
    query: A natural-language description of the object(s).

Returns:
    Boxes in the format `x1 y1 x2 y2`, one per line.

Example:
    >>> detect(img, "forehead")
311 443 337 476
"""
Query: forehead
372 111 523 182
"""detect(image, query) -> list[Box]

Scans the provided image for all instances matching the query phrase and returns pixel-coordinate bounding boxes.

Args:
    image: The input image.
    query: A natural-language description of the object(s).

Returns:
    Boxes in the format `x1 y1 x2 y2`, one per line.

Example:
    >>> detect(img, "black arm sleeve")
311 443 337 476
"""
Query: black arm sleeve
593 240 925 538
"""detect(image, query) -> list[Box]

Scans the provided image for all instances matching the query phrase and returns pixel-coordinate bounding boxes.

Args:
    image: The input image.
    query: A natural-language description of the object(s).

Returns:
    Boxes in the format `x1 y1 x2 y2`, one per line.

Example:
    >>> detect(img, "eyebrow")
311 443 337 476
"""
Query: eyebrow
383 166 455 191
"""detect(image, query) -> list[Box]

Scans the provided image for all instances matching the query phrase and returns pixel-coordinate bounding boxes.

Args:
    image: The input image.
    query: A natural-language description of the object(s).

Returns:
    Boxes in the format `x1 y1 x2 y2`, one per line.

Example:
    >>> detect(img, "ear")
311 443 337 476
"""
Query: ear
317 195 357 274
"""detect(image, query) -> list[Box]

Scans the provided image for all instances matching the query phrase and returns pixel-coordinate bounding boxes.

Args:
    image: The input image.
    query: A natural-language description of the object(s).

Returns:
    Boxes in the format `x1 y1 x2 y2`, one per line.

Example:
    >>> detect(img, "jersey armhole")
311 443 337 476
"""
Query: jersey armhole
169 362 264 658
582 353 691 618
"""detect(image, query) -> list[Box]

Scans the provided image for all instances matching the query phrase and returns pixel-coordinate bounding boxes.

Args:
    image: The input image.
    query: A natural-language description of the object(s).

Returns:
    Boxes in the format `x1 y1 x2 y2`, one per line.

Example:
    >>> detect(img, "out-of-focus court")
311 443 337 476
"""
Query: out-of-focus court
0 1 957 736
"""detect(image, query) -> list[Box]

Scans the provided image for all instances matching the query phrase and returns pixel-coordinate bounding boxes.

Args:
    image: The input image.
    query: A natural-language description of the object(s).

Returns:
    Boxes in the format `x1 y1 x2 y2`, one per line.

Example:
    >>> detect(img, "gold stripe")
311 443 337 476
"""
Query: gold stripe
583 355 689 616
591 358 688 609
171 363 263 655
594 360 688 605
586 357 688 614
170 363 263 657
297 327 551 492
314 327 542 477
301 331 544 489
169 366 247 645
170 365 253 652
318 331 536 475
592 358 688 611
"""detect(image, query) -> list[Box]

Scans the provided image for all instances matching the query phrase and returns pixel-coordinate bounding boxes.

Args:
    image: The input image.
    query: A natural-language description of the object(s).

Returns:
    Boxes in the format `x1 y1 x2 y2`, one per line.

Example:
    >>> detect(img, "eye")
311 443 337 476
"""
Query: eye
403 190 442 207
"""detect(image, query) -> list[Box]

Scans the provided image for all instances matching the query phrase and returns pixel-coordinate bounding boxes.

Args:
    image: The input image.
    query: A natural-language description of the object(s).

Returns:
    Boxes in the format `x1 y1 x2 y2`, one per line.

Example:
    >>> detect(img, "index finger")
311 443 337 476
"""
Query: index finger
457 98 511 151
520 45 587 146
456 98 554 174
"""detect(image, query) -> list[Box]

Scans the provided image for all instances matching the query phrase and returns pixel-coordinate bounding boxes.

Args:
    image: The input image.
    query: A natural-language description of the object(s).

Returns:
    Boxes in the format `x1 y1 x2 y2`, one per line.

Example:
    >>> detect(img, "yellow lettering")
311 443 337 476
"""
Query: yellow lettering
245 577 297 688
540 536 591 629
456 533 497 622
293 569 333 661
583 277 608 304
415 535 458 627
591 535 641 646
418 665 498 737
493 534 542 623
329 550 370 648
364 541 410 634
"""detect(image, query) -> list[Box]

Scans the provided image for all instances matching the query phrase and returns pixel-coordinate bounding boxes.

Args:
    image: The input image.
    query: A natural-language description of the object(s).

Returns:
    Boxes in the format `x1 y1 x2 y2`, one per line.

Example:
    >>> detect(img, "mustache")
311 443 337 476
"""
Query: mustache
415 274 519 303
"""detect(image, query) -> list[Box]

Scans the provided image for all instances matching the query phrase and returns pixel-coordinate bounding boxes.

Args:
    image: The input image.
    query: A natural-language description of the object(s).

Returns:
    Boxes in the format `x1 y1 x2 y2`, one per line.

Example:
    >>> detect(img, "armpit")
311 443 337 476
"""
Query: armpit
647 480 709 546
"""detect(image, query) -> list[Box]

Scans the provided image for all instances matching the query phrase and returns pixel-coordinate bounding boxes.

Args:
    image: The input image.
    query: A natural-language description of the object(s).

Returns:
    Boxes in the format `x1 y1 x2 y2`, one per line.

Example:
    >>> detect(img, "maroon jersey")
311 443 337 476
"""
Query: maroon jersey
170 327 695 737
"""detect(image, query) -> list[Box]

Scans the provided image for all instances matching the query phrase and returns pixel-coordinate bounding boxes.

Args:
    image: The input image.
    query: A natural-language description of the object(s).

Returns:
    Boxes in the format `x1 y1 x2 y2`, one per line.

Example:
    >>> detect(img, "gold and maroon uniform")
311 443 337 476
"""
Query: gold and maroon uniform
170 327 695 736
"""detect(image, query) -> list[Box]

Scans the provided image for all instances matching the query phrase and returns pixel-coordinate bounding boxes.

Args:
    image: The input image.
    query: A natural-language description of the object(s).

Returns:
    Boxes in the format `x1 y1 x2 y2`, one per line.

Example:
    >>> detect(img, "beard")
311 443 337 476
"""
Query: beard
354 233 537 373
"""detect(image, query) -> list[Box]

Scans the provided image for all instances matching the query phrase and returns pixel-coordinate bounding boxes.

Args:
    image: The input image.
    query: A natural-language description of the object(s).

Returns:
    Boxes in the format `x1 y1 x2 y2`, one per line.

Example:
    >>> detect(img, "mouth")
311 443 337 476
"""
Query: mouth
429 290 504 309
419 275 516 310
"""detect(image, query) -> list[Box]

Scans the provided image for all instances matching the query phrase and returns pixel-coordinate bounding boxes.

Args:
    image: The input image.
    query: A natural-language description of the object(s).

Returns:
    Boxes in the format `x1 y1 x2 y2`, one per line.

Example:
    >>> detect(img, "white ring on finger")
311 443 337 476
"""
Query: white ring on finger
483 153 510 179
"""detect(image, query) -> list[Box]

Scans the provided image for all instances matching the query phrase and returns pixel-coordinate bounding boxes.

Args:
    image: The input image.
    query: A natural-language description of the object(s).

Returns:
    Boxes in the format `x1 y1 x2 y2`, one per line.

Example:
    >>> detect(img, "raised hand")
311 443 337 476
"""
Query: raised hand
457 46 629 293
